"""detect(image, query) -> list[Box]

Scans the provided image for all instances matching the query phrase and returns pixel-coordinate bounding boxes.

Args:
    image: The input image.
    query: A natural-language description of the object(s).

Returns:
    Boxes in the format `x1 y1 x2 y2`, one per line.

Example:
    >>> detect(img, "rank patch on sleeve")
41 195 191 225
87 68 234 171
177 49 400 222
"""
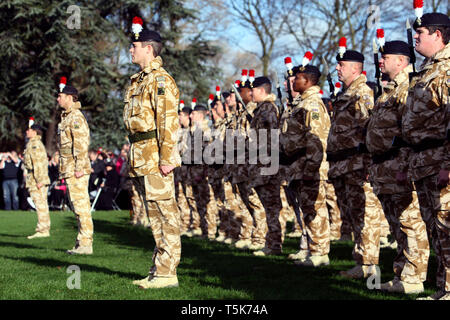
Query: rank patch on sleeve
311 112 320 120
74 121 80 129
157 87 165 95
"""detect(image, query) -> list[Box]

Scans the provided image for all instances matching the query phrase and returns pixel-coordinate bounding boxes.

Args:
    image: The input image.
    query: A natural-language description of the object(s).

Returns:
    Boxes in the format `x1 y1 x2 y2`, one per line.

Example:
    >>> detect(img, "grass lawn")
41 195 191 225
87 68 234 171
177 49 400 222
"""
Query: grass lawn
0 210 438 300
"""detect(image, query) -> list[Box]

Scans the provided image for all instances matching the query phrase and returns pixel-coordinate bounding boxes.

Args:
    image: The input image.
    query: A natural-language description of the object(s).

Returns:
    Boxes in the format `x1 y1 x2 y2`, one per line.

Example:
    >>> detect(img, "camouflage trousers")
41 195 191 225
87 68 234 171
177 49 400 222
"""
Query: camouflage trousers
175 181 191 233
238 183 267 245
415 174 450 292
130 181 148 226
192 180 218 238
324 181 343 239
66 175 93 247
254 183 283 251
29 186 50 233
210 179 228 238
185 183 201 232
329 180 354 238
294 180 330 256
332 170 381 265
133 176 181 277
280 186 295 224
377 191 429 284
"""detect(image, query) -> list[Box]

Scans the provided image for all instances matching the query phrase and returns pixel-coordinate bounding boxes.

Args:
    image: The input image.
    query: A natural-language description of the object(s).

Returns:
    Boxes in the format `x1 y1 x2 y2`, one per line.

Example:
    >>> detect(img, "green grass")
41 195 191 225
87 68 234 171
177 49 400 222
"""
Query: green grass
0 210 438 300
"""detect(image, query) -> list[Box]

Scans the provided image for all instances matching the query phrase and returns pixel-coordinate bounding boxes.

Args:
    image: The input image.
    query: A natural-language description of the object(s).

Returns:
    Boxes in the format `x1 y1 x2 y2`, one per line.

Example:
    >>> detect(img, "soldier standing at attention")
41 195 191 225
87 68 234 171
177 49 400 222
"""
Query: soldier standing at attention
402 11 449 300
24 120 51 239
327 39 382 279
366 40 429 294
125 17 181 289
280 62 332 267
56 78 93 255
249 76 284 257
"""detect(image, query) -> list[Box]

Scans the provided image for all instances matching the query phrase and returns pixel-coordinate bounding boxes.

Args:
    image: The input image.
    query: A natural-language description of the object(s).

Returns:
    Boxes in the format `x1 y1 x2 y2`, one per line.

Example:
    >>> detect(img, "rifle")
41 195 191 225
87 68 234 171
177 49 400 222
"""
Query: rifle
230 83 253 124
322 57 335 101
406 19 417 79
285 72 294 105
373 39 383 100
274 71 284 115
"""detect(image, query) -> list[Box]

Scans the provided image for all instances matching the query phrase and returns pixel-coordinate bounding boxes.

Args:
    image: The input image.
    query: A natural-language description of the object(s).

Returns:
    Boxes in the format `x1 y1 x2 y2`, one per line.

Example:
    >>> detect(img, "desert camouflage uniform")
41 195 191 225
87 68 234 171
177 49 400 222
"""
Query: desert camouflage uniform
327 74 381 266
402 43 450 292
186 118 218 238
367 65 429 284
281 86 331 256
233 102 268 245
58 101 93 247
175 126 191 233
123 56 181 277
24 135 51 234
249 93 283 252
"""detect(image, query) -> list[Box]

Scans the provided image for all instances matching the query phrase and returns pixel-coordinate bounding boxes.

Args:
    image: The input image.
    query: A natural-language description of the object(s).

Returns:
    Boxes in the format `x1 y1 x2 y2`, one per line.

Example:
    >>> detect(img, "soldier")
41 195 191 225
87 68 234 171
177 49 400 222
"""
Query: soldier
188 104 218 240
327 40 382 279
280 63 331 267
125 17 181 289
248 76 284 256
176 106 193 235
402 12 449 300
366 40 429 294
24 122 51 239
56 79 93 255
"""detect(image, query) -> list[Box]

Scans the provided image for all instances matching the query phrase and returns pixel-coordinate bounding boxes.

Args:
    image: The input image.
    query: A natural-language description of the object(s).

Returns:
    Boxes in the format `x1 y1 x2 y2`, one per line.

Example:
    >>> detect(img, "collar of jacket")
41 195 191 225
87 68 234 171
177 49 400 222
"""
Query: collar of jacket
384 64 413 93
300 85 321 101
420 43 450 71
29 136 41 142
130 56 164 80
343 73 367 94
62 101 81 115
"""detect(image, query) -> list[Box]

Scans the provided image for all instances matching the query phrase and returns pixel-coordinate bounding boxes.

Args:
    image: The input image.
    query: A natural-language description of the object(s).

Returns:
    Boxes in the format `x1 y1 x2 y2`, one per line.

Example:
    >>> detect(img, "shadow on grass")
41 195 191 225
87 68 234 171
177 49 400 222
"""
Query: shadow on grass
0 240 44 250
78 215 424 300
0 254 142 280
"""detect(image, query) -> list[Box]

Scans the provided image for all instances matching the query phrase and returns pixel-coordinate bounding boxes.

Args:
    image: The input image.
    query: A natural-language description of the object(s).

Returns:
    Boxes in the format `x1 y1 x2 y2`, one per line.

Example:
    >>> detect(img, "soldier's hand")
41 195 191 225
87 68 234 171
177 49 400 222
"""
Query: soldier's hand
75 171 84 178
396 172 407 184
437 169 449 187
36 183 43 190
160 165 175 177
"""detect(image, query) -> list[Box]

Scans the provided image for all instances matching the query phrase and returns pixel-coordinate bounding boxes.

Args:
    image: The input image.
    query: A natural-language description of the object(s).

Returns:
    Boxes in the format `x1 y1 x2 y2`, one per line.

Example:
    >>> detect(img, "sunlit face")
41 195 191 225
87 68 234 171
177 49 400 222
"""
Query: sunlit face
240 88 252 105
178 112 190 128
26 128 36 139
414 27 439 58
251 87 265 102
293 73 309 94
190 110 204 124
336 61 353 84
57 93 72 109
129 42 151 65
213 100 225 118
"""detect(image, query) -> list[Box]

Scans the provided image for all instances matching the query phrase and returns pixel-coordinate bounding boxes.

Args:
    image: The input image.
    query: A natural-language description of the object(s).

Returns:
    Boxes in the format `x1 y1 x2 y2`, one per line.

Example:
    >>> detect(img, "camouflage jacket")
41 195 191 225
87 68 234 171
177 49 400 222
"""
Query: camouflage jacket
231 102 258 184
402 43 450 181
327 74 374 178
58 102 91 179
208 117 227 182
24 135 50 190
367 65 413 194
186 119 211 183
175 126 190 184
123 56 180 178
280 86 330 182
248 93 279 187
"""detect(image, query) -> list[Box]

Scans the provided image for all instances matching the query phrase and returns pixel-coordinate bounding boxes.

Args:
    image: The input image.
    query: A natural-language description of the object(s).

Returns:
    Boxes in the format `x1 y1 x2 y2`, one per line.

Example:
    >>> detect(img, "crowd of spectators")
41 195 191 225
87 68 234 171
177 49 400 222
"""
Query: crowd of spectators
0 144 131 211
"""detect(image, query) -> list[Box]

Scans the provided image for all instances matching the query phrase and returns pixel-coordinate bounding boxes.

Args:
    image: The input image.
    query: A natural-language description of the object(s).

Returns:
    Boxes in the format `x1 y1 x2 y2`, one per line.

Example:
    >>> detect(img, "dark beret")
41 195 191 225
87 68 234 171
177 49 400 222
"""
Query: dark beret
336 50 365 63
180 107 192 115
131 29 162 43
252 76 272 88
413 12 450 30
30 124 44 132
380 41 411 57
61 85 78 96
193 105 208 112
239 80 252 89
222 92 231 100
295 65 321 78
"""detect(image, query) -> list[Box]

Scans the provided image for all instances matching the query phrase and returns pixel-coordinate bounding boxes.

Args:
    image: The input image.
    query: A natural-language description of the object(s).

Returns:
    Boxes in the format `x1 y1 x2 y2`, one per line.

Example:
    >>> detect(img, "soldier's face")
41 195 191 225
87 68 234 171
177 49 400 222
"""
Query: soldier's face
293 73 308 93
251 87 265 102
179 112 190 127
214 101 225 118
129 42 148 65
240 88 252 105
190 111 204 123
414 27 440 58
26 128 36 139
57 93 70 109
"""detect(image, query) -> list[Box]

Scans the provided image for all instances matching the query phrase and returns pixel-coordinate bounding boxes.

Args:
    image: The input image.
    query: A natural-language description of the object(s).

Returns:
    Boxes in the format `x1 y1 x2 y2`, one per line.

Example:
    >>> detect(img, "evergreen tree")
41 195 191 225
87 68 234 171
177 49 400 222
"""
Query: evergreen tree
0 0 220 153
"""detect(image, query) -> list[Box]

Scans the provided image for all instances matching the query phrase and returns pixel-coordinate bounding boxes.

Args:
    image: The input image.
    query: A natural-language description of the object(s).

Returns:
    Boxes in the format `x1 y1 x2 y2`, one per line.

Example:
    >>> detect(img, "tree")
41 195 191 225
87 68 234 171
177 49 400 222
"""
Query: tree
0 0 220 154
